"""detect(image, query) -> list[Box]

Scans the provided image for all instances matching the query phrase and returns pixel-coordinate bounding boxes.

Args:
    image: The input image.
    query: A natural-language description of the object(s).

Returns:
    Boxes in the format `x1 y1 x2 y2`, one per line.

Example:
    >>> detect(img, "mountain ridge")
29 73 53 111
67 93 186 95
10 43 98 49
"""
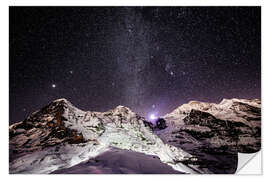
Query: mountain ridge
9 98 261 174
157 98 261 173
9 98 201 174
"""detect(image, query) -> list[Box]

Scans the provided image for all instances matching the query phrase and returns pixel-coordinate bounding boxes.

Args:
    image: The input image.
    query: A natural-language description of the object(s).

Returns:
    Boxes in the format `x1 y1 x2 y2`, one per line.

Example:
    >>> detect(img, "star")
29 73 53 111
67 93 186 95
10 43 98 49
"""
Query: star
10 7 261 127
72 87 77 92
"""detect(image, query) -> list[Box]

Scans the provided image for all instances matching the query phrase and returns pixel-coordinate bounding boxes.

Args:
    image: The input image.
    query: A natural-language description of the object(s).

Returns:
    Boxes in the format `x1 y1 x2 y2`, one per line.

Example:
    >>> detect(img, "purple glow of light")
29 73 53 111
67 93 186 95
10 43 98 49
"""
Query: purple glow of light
149 114 157 120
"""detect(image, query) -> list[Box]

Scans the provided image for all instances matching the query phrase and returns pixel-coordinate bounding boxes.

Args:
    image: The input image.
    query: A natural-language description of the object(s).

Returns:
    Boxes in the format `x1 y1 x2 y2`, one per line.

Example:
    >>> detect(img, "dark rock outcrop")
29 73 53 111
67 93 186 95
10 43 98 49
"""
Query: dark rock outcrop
156 118 167 130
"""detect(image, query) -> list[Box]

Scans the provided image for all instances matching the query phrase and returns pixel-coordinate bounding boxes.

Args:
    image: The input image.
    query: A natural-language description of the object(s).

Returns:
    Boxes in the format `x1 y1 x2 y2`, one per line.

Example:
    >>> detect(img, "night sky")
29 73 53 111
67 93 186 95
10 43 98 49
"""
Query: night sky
10 7 261 124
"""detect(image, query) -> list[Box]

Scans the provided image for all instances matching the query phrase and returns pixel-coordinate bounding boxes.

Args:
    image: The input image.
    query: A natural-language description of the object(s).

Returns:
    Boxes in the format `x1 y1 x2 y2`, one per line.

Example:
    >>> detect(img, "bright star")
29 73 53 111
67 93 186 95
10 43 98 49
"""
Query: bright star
52 84 56 88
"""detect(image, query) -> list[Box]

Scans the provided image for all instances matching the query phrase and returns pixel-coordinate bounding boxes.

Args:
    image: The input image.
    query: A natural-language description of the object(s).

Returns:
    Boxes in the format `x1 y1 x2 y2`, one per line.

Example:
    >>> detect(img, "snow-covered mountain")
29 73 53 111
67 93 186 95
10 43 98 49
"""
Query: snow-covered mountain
9 98 261 174
9 99 202 174
157 98 261 173
164 98 260 129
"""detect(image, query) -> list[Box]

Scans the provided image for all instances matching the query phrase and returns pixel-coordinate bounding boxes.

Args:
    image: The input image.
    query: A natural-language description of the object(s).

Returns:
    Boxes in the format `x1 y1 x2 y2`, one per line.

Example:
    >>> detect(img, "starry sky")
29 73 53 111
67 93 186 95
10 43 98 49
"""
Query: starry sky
10 7 261 124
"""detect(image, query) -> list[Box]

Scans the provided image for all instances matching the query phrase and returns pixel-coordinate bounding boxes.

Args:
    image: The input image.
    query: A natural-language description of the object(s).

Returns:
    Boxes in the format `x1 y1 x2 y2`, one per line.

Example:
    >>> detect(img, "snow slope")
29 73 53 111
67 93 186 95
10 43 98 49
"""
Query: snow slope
52 147 184 174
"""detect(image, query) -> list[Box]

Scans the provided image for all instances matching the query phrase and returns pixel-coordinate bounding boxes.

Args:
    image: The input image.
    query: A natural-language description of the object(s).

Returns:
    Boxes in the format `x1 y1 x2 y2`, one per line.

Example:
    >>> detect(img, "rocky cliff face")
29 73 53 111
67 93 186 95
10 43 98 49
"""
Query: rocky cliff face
9 99 202 174
157 98 261 173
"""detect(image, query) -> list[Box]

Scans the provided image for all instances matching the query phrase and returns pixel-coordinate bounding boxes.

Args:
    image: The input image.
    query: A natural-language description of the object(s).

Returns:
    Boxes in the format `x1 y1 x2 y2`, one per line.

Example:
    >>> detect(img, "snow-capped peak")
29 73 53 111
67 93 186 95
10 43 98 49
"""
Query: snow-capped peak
53 98 69 103
164 98 260 124
112 105 134 115
219 98 261 108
